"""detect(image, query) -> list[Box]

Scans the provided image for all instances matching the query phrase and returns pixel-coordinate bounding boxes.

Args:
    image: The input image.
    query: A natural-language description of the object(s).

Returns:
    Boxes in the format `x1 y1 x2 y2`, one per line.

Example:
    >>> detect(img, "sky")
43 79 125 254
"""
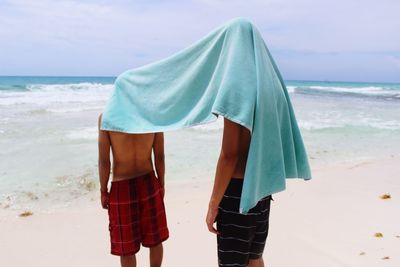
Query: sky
0 0 399 82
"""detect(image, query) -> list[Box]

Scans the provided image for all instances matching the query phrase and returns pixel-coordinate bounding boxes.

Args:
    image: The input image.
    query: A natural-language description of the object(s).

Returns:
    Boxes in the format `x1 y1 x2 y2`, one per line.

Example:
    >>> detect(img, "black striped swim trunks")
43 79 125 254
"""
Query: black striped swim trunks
217 178 272 267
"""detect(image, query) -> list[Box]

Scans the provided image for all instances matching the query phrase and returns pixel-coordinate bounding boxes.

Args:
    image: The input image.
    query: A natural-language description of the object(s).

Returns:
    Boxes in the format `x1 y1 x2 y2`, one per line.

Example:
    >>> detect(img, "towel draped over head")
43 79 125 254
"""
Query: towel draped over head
101 17 312 213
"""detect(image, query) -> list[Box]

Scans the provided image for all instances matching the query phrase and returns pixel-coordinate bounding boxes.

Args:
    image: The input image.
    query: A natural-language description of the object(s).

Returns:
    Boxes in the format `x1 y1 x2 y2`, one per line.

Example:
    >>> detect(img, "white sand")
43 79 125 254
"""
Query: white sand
1 157 399 267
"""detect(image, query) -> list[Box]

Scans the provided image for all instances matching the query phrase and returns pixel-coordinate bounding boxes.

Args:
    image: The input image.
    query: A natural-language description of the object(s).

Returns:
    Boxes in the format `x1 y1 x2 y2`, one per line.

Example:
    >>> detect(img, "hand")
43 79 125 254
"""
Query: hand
157 178 165 199
206 204 219 235
160 186 165 199
100 190 109 209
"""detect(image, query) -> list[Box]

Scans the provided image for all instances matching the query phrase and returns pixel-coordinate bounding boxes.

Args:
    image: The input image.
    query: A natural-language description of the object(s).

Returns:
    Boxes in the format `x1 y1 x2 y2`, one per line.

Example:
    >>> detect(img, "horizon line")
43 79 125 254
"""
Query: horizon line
0 75 399 85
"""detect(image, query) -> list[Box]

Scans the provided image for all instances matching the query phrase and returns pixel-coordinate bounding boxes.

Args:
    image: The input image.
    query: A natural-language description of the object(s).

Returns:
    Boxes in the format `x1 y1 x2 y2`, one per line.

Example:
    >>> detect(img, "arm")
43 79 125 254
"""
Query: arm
98 114 111 209
153 132 165 194
206 118 241 234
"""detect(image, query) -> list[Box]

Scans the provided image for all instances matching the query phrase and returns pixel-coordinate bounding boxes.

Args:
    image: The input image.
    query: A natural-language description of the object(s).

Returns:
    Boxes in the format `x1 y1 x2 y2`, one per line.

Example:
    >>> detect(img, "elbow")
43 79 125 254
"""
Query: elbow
99 159 110 168
155 153 165 164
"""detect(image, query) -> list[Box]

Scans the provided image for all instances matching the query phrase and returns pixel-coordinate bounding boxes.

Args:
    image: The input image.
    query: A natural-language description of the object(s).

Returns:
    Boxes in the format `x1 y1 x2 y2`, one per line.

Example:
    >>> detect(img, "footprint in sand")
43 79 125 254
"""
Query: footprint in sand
374 232 383 238
380 194 391 200
19 211 33 217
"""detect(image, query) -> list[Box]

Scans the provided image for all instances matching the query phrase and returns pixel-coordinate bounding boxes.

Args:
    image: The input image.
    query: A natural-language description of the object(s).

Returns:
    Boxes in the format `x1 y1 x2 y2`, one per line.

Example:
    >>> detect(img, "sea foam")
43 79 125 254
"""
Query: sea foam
0 83 113 106
66 127 98 140
293 85 400 99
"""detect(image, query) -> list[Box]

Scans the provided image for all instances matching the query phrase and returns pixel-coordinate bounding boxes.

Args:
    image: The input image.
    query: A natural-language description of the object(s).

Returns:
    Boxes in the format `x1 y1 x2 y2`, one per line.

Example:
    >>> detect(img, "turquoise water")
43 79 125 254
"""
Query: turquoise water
1 76 399 210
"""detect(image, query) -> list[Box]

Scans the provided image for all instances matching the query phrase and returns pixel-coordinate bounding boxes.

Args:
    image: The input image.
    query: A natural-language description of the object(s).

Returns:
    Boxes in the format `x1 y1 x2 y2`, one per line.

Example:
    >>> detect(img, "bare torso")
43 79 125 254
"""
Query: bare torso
232 127 251 179
108 132 155 181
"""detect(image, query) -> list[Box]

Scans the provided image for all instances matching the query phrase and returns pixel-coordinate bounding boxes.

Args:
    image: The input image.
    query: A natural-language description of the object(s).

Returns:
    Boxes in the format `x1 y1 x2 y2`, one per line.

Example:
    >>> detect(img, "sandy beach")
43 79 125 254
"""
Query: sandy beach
2 0 400 266
1 77 399 267
1 156 399 267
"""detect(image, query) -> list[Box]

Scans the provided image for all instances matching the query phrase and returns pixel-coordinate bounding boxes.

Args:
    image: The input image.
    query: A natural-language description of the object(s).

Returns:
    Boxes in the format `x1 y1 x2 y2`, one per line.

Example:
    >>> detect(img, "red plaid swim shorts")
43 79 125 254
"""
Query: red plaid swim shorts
108 171 169 256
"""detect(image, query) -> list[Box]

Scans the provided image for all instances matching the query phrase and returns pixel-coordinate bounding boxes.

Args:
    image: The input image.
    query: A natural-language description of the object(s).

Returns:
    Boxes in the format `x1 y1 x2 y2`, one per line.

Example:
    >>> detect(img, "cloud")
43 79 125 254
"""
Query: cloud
0 0 399 82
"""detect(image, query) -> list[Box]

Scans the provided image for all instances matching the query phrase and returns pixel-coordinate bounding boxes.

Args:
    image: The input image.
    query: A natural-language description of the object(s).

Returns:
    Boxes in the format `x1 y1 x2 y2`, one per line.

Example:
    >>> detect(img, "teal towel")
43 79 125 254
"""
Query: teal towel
101 17 312 213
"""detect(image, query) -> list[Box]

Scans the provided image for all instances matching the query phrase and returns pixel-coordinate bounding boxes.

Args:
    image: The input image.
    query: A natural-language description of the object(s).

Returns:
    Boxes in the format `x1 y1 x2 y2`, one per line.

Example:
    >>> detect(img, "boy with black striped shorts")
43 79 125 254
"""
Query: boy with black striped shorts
217 179 272 266
206 118 272 267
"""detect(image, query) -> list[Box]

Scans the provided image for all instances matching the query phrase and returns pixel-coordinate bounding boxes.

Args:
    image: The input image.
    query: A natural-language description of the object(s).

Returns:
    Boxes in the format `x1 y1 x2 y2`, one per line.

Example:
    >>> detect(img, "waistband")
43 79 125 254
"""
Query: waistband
224 178 244 197
111 170 155 184
225 178 273 201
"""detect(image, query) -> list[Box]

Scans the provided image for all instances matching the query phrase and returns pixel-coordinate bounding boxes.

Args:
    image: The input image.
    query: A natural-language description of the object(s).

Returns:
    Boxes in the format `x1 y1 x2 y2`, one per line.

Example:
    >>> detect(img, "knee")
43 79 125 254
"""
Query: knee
150 243 163 254
150 259 162 267
247 257 264 267
150 244 163 267
120 255 136 267
120 255 135 263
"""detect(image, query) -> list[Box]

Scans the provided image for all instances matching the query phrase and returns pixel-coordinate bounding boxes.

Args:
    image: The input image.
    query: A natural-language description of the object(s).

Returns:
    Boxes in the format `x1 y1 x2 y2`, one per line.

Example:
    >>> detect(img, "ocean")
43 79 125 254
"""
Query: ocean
1 76 399 210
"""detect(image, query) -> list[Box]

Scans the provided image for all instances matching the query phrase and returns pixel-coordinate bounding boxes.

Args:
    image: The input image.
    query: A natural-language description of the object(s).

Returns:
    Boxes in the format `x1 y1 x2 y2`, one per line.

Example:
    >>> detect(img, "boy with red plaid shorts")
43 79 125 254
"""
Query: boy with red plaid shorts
98 114 169 267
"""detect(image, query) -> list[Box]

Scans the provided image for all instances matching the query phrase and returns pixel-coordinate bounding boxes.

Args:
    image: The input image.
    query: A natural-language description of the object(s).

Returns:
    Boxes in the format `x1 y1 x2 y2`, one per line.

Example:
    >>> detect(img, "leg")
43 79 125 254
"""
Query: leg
120 255 136 267
247 257 264 267
248 197 271 267
140 174 169 267
109 180 141 265
217 179 252 267
149 243 163 267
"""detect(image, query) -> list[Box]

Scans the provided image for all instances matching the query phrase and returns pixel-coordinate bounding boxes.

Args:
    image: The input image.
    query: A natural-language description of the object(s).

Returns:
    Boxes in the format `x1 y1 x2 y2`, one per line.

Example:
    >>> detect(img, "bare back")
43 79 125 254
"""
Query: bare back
107 132 155 181
232 127 251 179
